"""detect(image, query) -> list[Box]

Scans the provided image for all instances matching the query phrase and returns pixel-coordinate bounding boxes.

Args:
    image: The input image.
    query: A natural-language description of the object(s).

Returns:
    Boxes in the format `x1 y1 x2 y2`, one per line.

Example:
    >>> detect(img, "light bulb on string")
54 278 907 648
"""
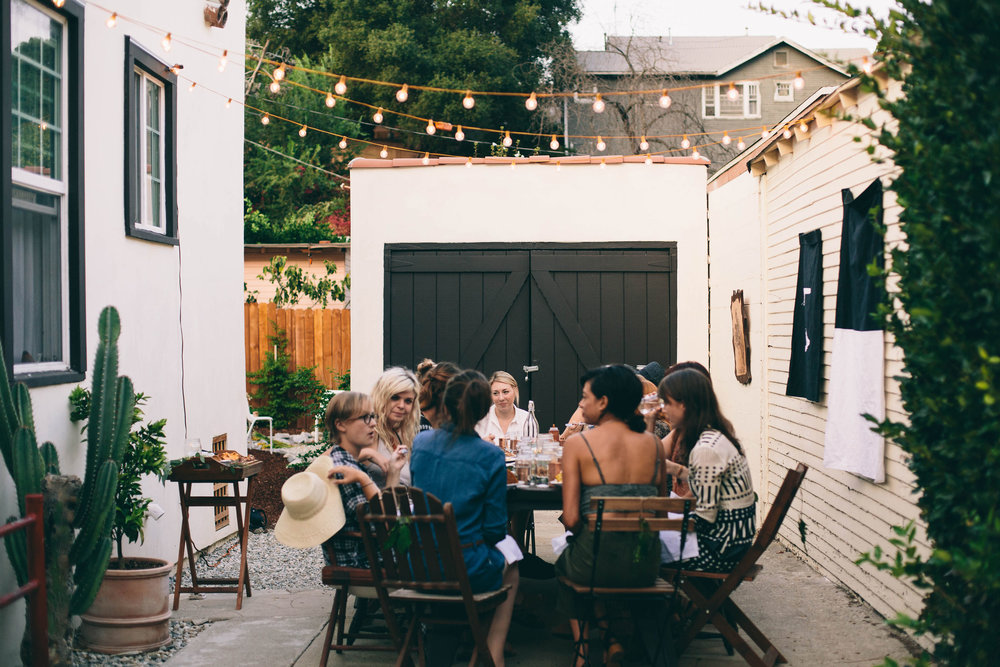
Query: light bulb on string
162 33 172 52
502 131 512 148
692 148 701 159
218 50 228 72
269 80 280 94
760 127 770 139
422 152 430 165
273 64 286 81
334 75 347 96
325 92 336 108
380 146 388 159
596 136 606 151
782 127 792 139
737 137 746 151
681 135 690 149
799 120 809 133
659 90 672 108
426 119 436 135
639 136 649 151
727 82 739 101
189 82 197 93
465 158 472 168
373 107 383 123
396 84 409 103
510 161 516 170
463 91 475 109
592 93 605 113
338 137 348 149
599 159 606 170
794 72 805 89
169 64 183 75
722 132 731 145
556 160 561 172
261 113 270 125
861 56 873 75
525 92 538 110
225 98 232 109
550 135 559 150
106 12 117 28
53 0 65 7
455 126 465 141
645 154 653 165
298 125 308 138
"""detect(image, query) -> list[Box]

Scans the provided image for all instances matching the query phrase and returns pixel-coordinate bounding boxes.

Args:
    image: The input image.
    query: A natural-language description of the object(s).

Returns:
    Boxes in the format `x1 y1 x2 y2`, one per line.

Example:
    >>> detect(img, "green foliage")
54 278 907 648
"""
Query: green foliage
248 327 328 429
70 389 168 565
813 1 1000 663
252 255 350 308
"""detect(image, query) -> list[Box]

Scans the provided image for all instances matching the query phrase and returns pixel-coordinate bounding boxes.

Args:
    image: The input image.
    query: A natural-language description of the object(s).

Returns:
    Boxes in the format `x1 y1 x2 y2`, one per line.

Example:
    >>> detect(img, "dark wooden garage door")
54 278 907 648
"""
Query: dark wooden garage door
385 243 676 429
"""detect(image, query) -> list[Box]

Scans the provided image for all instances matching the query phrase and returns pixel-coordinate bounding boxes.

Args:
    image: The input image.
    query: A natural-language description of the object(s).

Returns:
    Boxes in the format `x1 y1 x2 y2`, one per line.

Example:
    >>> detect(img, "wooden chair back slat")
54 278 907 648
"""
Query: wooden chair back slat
588 496 692 514
590 517 693 532
410 487 448 583
585 496 696 533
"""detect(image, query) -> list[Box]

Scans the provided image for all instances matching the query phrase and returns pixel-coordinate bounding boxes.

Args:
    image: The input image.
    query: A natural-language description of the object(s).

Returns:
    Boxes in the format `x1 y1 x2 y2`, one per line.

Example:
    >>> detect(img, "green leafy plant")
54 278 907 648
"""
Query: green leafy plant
69 388 168 567
247 327 328 430
255 255 350 308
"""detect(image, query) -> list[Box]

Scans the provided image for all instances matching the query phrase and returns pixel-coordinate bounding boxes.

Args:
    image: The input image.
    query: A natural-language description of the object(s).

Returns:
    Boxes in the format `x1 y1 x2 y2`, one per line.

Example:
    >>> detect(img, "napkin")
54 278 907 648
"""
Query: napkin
494 535 524 565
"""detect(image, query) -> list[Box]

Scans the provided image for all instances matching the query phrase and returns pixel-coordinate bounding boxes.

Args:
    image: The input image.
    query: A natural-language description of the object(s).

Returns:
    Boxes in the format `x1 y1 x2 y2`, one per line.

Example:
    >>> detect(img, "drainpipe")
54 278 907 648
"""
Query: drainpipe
563 97 570 150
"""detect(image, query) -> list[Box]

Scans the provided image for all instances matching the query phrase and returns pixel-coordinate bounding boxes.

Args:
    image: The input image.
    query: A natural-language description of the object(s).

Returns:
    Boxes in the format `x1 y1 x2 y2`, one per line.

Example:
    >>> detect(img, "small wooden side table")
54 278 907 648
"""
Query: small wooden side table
168 457 263 610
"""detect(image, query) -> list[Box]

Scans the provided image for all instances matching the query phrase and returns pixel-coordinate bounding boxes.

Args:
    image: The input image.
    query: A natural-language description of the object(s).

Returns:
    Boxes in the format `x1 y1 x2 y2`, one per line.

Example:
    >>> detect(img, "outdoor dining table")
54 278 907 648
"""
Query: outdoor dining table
506 482 562 513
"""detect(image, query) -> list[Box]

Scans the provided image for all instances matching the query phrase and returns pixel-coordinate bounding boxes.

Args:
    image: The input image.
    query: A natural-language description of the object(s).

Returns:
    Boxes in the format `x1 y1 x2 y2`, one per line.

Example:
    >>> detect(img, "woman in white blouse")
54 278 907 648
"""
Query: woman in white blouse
475 371 530 443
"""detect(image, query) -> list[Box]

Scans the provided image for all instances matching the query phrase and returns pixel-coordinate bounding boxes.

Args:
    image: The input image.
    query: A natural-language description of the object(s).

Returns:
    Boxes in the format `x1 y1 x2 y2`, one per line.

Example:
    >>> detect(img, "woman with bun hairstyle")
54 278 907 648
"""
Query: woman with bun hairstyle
658 368 755 572
418 361 461 430
411 370 518 667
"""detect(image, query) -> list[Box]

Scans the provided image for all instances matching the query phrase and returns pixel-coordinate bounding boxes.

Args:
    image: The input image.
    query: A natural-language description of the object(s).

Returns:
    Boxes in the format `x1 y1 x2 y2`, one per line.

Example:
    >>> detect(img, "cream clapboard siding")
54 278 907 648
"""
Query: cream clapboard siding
760 82 926 624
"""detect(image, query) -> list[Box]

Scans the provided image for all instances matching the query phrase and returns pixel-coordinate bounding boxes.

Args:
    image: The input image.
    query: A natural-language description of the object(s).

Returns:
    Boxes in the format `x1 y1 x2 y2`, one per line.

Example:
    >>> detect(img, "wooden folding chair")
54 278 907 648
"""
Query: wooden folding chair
357 486 512 667
558 496 695 667
667 463 808 667
0 494 47 667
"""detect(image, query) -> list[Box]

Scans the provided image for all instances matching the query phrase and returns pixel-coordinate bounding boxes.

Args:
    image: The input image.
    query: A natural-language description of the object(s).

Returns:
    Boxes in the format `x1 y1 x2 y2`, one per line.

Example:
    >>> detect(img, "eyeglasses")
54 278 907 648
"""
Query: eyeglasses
352 413 377 425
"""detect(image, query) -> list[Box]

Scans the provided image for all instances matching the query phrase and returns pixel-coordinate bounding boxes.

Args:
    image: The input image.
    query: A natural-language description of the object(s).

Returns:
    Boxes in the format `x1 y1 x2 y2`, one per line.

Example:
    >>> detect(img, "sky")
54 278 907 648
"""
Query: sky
569 0 898 51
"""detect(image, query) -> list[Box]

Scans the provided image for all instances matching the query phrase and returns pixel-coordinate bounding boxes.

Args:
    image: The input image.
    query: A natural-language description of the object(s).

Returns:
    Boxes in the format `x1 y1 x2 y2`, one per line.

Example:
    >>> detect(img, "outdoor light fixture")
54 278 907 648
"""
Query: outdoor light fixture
273 64 286 81
502 131 512 147
596 136 606 151
645 154 653 165
692 148 701 159
396 84 409 102
373 107 383 123
727 83 739 101
298 125 308 137
338 137 348 149
226 98 233 108
639 136 649 151
162 32 172 51
861 57 873 75
525 92 538 110
737 137 746 150
761 127 770 139
463 92 475 109
455 126 465 141
794 72 805 89
681 135 690 149
466 158 472 168
782 127 792 139
659 90 672 108
261 113 270 125
106 12 117 28
550 135 559 150
723 132 731 145
189 82 197 93
592 93 605 113
269 80 280 93
799 120 809 133
326 93 336 107
218 50 228 72
380 146 389 158
422 152 430 165
426 119 436 135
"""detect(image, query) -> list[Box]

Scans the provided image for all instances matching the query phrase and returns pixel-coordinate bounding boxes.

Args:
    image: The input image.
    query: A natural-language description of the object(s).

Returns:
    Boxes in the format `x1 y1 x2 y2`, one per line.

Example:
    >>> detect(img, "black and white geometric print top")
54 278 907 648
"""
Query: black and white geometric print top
688 429 755 524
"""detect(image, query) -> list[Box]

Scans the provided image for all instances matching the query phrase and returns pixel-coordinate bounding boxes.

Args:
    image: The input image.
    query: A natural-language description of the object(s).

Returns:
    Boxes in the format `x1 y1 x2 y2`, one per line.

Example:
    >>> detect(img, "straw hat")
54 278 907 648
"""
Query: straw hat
274 455 347 548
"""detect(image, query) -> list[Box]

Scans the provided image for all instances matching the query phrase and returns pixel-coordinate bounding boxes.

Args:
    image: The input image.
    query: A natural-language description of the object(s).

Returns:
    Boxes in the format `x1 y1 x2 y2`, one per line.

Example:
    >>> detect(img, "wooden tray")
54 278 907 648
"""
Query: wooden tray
168 456 263 482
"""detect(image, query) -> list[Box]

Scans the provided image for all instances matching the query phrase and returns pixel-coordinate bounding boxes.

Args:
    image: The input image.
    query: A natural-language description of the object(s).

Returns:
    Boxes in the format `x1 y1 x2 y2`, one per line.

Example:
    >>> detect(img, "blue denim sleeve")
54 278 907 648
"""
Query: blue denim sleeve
482 447 508 546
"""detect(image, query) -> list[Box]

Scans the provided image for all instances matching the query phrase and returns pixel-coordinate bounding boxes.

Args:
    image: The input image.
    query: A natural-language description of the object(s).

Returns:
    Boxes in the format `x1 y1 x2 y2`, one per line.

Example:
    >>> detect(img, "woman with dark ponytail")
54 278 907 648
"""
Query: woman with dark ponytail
410 369 518 666
555 365 684 665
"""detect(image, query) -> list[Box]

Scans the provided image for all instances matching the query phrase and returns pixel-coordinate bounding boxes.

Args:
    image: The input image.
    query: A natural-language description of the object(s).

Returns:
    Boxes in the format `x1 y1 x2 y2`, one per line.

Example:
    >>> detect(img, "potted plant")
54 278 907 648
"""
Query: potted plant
72 388 172 654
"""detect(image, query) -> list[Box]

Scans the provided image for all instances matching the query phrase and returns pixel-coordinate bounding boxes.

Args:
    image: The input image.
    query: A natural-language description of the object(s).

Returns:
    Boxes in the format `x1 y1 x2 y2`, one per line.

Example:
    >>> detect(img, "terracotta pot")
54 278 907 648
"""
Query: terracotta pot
78 558 173 654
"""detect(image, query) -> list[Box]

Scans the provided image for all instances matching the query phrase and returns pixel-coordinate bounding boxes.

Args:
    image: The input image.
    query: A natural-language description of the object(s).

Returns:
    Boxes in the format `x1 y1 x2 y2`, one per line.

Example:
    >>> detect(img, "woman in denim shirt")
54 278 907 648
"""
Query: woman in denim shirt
411 369 519 667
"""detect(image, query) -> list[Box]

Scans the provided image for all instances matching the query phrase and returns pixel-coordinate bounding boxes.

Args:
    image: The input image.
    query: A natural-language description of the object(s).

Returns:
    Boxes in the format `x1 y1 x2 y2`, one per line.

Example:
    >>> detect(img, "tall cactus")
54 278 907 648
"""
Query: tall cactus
0 305 137 663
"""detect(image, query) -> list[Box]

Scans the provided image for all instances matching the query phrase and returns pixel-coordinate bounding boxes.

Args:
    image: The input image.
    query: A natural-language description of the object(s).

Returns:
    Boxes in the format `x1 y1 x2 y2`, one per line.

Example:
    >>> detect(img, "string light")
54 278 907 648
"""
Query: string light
596 136 606 151
463 91 475 109
298 125 308 137
639 136 649 151
794 72 805 89
169 64 183 75
396 84 409 103
645 154 653 165
106 12 117 28
761 127 770 139
781 127 792 139
380 146 388 158
225 98 232 109
599 158 606 169
162 33 172 52
189 81 197 93
335 75 347 96
737 137 746 150
681 135 690 149
799 120 809 133
861 57 873 75
722 131 731 145
53 0 65 7
455 126 465 141
466 158 472 168
525 92 538 111
261 113 270 125
273 64 286 81
218 50 228 72
549 135 559 150
727 82 739 101
592 93 605 113
269 80 280 93
510 161 516 170
373 107 383 123
325 92 336 107
692 148 700 159
556 160 561 172
338 137 348 149
426 119 436 135
659 90 672 108
422 152 430 165
502 131 512 148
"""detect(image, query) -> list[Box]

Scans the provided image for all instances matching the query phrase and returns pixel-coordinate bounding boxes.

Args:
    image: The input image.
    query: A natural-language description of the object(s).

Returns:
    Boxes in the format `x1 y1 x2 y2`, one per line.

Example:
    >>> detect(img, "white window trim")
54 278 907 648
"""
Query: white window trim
774 81 794 102
134 69 167 234
12 0 71 375
702 82 762 120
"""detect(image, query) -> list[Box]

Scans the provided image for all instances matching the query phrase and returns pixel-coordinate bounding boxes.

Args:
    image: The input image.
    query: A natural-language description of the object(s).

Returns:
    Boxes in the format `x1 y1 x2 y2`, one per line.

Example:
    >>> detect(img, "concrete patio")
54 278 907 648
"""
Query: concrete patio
165 512 917 666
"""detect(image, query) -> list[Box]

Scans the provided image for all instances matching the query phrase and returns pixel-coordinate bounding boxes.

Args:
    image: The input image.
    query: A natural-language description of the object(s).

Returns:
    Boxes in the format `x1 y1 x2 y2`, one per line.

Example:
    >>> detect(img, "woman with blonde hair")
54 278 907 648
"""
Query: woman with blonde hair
475 370 530 443
369 367 421 485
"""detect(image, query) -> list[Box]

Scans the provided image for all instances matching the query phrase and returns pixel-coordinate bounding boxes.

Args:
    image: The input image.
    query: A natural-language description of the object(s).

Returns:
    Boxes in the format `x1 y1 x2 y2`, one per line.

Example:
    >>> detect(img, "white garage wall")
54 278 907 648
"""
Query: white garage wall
349 158 709 391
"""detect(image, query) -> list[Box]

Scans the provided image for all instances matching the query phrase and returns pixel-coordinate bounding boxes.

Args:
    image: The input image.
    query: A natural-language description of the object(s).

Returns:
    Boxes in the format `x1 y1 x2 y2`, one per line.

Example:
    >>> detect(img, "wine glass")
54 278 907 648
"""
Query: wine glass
639 393 663 417
185 438 203 458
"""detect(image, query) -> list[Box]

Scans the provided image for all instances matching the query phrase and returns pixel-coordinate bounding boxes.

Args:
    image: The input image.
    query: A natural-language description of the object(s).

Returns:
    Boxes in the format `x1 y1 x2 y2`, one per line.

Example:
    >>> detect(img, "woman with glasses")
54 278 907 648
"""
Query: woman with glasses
322 392 406 568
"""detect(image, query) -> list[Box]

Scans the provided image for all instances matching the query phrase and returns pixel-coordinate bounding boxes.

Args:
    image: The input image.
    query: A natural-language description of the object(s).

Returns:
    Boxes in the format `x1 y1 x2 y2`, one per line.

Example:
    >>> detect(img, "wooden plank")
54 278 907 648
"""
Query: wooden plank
342 310 351 385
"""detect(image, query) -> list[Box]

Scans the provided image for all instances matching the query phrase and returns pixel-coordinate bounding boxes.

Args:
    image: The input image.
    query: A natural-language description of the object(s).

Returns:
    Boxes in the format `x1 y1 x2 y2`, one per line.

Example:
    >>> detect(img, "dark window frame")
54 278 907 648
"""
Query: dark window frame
1 0 86 387
124 36 178 245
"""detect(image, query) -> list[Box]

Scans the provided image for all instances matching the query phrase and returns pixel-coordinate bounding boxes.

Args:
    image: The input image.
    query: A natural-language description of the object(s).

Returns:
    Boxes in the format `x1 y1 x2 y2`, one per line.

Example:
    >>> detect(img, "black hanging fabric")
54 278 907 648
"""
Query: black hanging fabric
834 179 885 331
786 229 824 401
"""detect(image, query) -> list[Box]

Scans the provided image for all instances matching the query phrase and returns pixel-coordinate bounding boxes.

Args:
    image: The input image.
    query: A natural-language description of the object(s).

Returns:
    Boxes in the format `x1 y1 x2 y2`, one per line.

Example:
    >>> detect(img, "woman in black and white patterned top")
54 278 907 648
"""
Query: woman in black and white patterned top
658 369 756 571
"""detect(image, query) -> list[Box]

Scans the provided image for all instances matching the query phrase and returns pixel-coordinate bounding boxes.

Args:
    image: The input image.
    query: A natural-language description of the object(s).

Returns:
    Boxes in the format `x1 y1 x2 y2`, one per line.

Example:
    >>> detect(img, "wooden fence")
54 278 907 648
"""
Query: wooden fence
244 302 351 391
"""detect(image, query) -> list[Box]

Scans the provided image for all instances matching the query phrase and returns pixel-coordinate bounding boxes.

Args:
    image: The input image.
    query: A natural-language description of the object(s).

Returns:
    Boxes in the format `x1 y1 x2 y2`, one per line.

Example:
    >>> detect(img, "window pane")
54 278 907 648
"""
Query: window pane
11 187 63 364
147 81 160 128
746 83 760 116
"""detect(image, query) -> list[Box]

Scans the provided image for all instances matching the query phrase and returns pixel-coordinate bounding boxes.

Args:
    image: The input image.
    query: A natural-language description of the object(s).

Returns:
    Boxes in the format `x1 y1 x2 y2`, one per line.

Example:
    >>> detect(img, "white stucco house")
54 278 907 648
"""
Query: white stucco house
1 0 246 658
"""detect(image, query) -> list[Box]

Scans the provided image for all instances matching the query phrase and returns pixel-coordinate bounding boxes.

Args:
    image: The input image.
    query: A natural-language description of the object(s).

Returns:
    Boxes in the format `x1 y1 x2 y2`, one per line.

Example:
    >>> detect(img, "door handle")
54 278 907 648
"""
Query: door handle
522 364 539 383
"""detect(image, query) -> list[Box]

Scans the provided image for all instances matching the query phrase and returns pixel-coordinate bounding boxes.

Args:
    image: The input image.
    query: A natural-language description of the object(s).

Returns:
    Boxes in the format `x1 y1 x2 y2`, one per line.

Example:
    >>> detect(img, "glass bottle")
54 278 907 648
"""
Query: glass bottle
522 400 539 449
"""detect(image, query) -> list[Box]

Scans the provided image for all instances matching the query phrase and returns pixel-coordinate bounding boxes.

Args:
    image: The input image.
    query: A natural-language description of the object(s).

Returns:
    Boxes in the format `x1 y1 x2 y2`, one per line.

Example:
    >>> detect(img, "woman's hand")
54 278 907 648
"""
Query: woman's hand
357 447 390 474
388 447 407 473
664 460 689 481
328 465 366 486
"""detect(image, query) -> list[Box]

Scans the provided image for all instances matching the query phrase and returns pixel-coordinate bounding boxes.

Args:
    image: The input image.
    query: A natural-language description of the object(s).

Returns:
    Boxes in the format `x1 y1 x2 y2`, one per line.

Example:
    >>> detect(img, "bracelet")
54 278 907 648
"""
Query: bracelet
362 480 376 489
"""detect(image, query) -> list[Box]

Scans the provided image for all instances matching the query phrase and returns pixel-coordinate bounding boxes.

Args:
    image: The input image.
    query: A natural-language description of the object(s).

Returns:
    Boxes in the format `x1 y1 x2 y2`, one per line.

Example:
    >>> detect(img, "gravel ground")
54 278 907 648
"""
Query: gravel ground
70 530 321 665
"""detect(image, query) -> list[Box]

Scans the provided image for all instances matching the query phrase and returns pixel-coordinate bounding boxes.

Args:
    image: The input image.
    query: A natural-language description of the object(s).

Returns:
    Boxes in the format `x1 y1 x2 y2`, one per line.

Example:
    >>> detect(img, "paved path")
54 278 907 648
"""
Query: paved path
166 511 917 666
